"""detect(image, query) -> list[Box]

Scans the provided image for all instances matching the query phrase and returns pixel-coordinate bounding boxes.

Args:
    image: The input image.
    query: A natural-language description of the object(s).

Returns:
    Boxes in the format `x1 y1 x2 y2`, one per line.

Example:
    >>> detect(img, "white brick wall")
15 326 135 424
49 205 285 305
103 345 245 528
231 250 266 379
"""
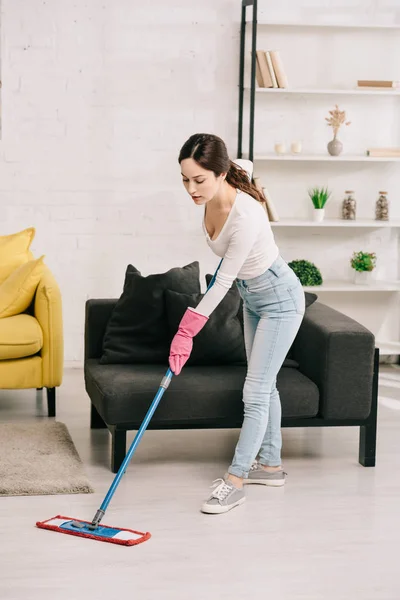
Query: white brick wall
1 0 400 364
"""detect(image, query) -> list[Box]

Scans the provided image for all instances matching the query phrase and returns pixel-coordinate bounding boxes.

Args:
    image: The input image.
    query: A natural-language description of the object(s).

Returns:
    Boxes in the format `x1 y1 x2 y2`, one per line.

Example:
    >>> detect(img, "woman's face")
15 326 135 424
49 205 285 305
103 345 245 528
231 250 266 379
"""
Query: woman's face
180 158 225 205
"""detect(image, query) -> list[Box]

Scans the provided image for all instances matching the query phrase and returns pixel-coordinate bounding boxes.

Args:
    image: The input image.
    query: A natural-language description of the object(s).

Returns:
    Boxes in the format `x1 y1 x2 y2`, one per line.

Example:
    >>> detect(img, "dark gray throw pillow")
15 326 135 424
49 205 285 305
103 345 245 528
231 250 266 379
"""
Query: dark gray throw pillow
165 286 246 366
100 261 201 364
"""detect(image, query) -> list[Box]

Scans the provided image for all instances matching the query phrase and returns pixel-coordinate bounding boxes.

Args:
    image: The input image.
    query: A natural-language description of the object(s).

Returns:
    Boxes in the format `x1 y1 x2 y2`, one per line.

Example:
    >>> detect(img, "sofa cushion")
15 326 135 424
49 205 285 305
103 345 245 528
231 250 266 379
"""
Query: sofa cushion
0 256 45 319
165 285 246 366
0 314 43 360
0 227 35 285
85 361 319 426
100 261 201 365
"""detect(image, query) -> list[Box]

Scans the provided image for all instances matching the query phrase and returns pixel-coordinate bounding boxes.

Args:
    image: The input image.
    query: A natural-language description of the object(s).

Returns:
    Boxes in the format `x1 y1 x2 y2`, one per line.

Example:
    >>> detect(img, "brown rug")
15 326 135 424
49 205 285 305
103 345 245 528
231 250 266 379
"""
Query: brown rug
0 421 94 496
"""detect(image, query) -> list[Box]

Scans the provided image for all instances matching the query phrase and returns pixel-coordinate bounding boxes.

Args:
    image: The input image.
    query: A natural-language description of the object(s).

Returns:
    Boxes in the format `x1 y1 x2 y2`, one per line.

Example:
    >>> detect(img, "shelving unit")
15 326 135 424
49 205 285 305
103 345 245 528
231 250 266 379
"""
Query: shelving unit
270 219 400 228
237 1 400 358
253 21 400 30
246 86 400 96
303 281 400 292
253 155 400 162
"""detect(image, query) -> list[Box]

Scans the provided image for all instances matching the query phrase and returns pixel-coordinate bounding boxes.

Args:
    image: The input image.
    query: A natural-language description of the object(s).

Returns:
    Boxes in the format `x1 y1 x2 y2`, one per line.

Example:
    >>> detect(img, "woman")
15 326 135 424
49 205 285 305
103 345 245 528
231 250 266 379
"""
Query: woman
169 133 305 514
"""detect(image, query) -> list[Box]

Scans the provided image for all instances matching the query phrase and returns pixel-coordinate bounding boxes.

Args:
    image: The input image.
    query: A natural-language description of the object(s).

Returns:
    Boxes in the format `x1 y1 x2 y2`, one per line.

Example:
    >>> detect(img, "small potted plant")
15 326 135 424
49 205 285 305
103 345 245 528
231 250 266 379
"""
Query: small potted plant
350 251 376 284
325 104 351 156
288 259 323 286
308 186 331 222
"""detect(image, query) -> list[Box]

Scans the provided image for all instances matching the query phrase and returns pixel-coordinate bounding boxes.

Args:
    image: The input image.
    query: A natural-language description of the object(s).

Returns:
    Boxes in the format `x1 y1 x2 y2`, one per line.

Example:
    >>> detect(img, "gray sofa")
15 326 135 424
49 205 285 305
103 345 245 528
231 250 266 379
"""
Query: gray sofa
84 296 378 472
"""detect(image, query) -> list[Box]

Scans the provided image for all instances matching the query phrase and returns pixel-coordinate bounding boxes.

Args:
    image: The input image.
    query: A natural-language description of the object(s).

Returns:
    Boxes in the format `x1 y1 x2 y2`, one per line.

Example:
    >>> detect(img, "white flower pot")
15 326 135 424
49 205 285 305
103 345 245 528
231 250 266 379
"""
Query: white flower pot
354 270 372 285
313 208 325 222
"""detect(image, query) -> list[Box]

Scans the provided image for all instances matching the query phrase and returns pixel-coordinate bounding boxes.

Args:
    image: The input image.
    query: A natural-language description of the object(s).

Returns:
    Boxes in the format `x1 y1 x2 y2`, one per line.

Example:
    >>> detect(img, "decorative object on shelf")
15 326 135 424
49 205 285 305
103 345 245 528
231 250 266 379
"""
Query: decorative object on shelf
253 176 280 221
288 259 323 286
342 190 357 220
325 104 351 156
274 142 286 155
375 191 389 221
350 251 377 284
357 79 399 89
308 186 331 221
291 141 302 154
366 147 400 158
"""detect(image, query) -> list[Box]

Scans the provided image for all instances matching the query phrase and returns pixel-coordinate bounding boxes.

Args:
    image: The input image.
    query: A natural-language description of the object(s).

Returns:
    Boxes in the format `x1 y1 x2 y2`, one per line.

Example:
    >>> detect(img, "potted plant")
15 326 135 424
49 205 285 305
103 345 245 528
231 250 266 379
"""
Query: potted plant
350 251 376 284
288 259 323 286
325 104 351 156
308 186 331 222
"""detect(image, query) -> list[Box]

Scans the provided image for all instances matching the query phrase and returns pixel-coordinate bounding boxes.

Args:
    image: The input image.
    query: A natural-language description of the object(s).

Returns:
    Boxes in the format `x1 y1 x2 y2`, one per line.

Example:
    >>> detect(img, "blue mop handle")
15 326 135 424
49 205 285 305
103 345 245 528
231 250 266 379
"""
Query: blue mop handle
97 368 174 517
92 259 224 525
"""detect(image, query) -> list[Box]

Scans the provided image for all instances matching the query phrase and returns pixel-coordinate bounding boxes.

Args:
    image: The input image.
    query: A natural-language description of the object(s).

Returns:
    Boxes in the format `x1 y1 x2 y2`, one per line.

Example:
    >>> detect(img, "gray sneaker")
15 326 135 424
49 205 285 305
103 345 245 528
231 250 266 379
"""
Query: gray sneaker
201 477 246 514
244 461 287 486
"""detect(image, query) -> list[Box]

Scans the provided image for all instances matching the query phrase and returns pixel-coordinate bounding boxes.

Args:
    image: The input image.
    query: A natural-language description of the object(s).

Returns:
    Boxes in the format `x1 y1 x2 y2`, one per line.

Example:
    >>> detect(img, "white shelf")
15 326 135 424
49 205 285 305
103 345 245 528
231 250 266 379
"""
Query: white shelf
303 281 400 292
250 87 400 96
253 154 400 162
251 21 400 30
376 341 400 355
270 219 400 228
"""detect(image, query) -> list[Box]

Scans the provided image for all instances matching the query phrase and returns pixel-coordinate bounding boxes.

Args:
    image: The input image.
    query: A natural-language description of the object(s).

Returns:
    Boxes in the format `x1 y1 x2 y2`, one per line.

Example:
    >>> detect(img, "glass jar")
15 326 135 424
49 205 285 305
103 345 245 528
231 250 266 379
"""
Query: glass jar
376 191 389 221
342 190 356 220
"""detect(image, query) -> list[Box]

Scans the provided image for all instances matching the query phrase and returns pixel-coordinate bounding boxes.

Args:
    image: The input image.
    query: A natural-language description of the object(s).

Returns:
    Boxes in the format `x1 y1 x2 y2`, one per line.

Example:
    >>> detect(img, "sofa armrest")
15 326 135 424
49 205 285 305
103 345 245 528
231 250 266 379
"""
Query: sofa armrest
291 301 375 420
85 299 118 360
34 265 63 387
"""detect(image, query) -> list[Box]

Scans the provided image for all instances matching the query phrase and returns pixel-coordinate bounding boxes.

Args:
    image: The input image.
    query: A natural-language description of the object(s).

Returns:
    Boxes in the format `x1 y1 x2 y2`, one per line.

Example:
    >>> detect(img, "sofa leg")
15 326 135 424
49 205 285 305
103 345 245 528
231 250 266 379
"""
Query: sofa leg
359 423 376 467
111 429 127 473
359 348 379 467
90 403 107 429
47 388 56 417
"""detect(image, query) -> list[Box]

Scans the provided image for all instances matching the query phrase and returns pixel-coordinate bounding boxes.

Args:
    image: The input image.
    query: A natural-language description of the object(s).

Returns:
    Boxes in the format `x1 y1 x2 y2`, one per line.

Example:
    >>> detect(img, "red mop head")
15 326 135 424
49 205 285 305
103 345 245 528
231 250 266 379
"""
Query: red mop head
36 515 151 546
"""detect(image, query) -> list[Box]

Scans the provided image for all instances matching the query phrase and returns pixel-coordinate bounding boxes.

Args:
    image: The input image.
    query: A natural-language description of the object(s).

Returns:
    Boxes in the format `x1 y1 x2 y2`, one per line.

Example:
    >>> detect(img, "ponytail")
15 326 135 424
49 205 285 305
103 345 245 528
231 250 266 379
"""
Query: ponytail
226 161 266 205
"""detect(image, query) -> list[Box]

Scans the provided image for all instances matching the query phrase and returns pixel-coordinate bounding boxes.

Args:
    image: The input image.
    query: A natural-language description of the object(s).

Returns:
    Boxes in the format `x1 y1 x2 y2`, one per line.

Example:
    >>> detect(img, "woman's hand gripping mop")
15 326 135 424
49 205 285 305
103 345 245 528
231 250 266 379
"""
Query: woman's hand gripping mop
36 260 221 546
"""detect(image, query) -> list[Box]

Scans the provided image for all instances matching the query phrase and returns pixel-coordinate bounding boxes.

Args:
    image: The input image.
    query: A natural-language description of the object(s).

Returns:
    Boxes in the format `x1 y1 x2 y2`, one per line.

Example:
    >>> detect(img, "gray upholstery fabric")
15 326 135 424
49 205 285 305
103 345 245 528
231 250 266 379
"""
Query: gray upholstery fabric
84 360 319 426
291 302 375 420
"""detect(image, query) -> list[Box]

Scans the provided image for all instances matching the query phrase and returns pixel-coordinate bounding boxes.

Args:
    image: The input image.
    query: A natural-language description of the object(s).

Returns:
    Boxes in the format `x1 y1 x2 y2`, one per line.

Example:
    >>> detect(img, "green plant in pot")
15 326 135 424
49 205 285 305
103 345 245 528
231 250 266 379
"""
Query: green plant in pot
308 186 331 222
288 259 323 286
350 251 376 285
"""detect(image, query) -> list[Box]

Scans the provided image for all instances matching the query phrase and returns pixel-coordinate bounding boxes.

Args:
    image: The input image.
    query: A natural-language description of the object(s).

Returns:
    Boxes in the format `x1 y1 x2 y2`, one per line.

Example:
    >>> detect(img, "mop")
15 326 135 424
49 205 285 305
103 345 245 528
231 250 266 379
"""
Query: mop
36 368 173 546
36 259 222 546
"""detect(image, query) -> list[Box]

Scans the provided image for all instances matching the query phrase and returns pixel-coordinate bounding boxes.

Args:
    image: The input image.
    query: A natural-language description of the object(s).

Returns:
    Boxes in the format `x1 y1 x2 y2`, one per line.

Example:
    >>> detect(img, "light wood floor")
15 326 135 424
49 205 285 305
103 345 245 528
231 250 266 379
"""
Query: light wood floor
1 366 400 600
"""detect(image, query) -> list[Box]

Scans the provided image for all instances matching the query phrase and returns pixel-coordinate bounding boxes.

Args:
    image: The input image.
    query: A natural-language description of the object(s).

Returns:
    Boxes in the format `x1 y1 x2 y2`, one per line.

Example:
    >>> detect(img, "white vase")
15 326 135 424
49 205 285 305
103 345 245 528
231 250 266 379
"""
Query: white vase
354 270 371 285
313 208 325 222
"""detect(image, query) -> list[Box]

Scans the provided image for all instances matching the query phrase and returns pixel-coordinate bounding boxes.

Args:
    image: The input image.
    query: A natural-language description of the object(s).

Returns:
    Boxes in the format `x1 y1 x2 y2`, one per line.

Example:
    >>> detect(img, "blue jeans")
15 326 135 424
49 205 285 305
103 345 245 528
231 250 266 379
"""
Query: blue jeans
228 255 305 478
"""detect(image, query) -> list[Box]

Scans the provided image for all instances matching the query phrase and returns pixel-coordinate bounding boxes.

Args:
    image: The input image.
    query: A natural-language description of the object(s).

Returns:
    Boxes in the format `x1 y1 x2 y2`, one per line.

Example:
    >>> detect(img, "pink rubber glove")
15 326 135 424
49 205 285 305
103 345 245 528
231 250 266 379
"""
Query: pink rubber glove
169 307 209 375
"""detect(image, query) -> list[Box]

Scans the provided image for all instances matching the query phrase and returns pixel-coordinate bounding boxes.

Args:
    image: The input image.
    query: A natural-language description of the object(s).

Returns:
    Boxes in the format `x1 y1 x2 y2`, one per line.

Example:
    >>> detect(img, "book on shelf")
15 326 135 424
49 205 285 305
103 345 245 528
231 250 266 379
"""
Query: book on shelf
265 51 278 87
366 147 400 157
255 50 288 89
253 176 280 221
269 50 289 88
357 80 399 88
255 50 275 87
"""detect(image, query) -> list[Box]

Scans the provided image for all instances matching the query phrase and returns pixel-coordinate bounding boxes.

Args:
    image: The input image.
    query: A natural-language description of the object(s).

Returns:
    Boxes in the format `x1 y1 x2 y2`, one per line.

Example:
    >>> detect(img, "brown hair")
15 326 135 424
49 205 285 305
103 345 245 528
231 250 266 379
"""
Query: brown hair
178 133 265 204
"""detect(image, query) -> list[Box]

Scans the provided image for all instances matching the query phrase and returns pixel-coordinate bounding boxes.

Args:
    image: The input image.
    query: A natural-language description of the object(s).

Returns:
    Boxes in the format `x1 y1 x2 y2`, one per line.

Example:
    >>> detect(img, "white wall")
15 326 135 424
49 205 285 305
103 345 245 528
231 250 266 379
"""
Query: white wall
1 0 400 363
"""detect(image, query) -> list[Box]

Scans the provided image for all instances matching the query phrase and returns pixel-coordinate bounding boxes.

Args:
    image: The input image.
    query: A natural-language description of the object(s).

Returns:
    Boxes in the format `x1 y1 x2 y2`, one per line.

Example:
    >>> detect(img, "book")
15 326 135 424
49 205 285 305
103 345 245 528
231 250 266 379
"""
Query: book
265 51 278 88
255 50 273 87
357 80 399 88
253 176 280 221
366 147 400 157
269 50 289 88
255 54 264 87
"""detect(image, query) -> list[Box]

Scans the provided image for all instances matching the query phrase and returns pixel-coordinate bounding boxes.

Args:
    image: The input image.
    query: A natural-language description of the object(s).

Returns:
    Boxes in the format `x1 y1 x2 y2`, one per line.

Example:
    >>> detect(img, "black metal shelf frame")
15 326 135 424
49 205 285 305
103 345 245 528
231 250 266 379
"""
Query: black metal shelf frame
238 0 258 161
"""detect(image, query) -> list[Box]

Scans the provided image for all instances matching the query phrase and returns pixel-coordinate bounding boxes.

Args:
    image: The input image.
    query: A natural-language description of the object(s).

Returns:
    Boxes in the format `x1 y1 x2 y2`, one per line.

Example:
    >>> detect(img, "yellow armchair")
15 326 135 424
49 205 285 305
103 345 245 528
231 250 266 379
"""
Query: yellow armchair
0 264 64 416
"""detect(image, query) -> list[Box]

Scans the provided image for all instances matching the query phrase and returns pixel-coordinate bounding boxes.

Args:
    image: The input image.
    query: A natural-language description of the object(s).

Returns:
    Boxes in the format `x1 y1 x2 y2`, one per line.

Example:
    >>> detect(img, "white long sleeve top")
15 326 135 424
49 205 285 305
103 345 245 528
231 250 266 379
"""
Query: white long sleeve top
194 191 279 317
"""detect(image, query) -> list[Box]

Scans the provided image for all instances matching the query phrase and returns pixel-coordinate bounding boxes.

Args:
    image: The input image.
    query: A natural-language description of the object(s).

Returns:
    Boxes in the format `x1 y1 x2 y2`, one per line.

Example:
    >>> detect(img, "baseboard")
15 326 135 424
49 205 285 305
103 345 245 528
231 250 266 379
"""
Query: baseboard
64 360 84 369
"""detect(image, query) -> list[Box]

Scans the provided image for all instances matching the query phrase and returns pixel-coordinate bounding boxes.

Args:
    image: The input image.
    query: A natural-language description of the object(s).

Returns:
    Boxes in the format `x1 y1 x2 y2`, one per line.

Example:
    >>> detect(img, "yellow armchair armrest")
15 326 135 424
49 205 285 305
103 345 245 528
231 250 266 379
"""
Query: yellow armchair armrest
34 265 64 387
